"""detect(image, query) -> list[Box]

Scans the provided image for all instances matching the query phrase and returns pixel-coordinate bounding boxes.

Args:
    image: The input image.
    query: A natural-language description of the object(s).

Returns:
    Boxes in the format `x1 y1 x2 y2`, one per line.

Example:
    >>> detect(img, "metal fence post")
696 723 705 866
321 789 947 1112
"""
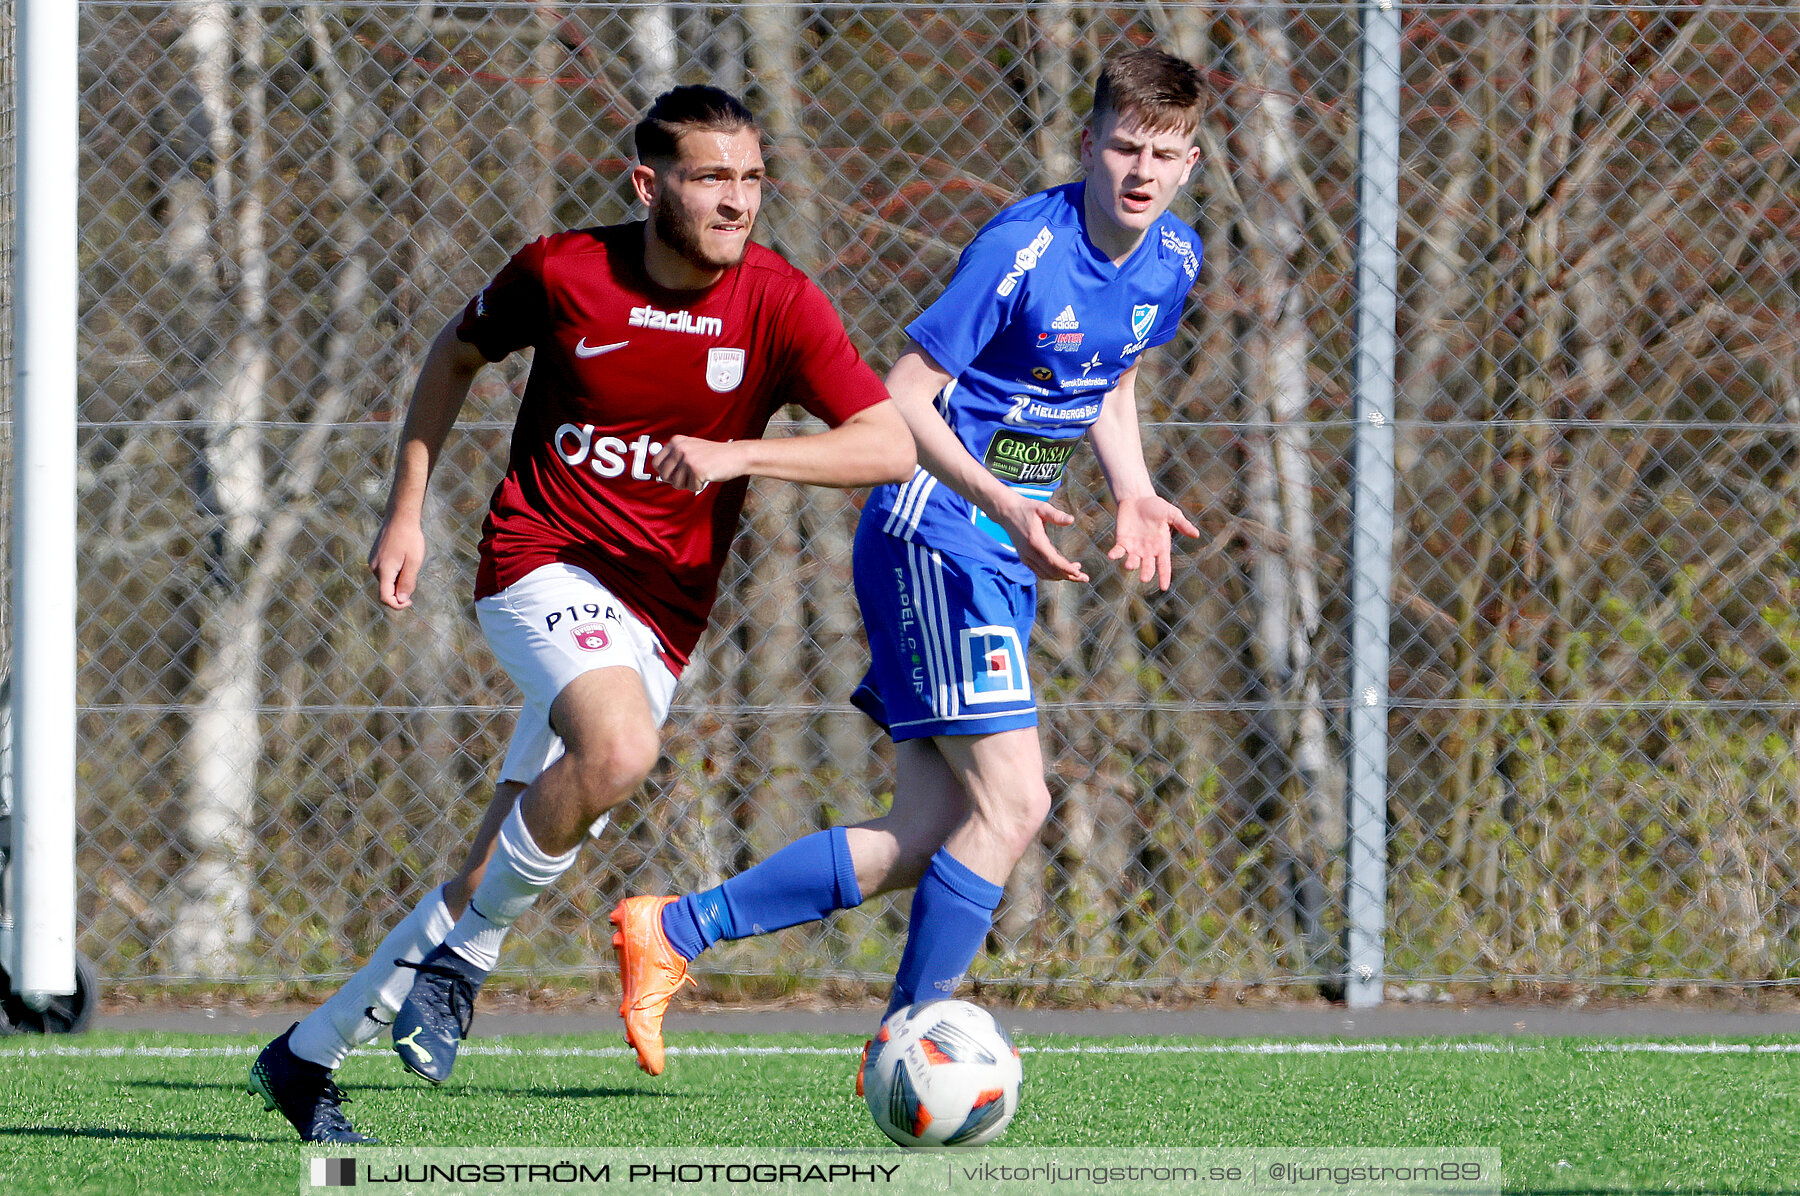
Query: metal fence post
1346 0 1402 1009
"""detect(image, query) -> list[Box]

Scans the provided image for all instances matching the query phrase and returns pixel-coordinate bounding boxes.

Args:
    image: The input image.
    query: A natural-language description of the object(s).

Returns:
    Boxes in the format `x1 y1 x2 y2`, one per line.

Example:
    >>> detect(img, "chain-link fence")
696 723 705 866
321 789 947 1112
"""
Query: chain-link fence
7 1 1799 996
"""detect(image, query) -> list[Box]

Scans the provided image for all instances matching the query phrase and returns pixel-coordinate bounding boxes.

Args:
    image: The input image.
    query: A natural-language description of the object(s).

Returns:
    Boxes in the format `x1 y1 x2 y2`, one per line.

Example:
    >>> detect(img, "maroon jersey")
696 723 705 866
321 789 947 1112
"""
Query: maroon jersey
459 223 887 672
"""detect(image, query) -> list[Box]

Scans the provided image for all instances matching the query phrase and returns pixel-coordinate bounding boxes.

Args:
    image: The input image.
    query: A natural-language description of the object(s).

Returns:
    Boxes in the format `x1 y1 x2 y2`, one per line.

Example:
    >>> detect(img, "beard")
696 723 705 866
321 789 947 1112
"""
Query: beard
653 192 749 273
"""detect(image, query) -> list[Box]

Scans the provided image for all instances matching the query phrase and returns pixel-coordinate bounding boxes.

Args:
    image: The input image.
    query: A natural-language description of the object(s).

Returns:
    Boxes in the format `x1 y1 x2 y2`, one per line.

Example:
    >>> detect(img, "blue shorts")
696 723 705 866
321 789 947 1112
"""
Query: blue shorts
850 515 1038 741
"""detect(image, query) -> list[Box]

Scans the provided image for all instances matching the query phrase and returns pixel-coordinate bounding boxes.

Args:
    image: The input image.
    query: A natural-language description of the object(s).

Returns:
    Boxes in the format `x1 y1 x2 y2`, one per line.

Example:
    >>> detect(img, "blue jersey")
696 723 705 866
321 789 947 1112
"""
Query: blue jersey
863 182 1202 580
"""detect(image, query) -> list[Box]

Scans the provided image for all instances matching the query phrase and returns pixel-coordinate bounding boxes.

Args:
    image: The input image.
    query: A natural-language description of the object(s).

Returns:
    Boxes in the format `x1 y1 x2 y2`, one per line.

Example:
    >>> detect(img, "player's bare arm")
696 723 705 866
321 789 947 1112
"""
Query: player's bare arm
369 320 488 610
886 342 1088 584
1087 363 1199 591
651 399 914 492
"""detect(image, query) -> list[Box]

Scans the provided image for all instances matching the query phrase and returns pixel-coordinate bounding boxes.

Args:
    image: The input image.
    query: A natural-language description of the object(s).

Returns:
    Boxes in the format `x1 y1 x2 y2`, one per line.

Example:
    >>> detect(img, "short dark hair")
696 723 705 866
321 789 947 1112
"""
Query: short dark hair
633 85 760 164
1090 48 1204 137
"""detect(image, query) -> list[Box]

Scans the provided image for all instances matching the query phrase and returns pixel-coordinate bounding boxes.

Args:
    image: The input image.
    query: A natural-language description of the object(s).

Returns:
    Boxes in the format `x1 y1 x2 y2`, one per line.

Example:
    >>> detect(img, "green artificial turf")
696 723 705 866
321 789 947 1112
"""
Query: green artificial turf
0 1031 1795 1194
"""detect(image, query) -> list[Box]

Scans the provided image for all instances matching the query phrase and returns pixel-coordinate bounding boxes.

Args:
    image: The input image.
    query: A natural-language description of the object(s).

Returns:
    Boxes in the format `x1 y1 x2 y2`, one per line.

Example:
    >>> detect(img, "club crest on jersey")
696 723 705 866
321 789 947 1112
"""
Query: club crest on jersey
1131 304 1158 341
571 623 611 652
706 347 746 392
960 626 1029 704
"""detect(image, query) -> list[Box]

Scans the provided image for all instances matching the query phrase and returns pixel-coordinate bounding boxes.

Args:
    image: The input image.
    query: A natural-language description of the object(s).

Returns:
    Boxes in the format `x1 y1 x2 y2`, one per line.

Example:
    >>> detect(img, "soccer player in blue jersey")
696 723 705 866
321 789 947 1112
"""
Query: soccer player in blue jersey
612 47 1205 1080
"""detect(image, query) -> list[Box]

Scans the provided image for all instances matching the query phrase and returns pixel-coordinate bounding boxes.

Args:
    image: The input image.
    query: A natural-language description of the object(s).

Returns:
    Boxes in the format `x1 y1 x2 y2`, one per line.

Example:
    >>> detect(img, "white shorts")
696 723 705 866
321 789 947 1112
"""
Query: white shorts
475 562 680 787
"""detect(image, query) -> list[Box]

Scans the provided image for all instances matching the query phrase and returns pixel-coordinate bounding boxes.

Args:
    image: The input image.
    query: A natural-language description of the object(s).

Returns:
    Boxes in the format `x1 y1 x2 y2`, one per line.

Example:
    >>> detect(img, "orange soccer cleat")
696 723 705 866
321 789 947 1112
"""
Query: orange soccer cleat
609 895 695 1076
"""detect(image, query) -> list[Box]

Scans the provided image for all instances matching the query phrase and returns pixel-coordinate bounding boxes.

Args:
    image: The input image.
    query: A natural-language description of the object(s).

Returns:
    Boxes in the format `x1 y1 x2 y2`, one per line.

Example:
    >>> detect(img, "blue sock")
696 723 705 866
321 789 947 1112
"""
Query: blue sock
886 848 1005 1017
660 827 865 961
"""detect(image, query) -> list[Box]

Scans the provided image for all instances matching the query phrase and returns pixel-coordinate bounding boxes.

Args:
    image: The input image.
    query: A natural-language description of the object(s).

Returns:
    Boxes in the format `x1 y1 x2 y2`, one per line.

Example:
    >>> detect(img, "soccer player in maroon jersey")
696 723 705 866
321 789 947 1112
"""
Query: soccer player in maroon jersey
247 85 913 1143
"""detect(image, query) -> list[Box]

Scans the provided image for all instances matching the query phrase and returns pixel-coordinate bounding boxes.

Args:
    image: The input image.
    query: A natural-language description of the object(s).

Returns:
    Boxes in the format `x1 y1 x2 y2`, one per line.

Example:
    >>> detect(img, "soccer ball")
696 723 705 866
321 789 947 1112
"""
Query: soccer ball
862 1000 1023 1148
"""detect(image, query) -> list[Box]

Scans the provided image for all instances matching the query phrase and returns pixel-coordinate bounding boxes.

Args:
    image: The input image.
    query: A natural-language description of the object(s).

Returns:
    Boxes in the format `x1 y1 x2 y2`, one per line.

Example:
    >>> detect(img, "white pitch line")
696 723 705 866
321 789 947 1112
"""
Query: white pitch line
0 1040 1795 1061
1577 1042 1800 1054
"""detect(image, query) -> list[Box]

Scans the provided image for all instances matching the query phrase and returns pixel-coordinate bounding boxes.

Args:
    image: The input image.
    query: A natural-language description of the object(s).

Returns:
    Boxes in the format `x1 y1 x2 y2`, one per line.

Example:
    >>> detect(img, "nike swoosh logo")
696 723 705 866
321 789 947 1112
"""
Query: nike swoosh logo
575 338 628 358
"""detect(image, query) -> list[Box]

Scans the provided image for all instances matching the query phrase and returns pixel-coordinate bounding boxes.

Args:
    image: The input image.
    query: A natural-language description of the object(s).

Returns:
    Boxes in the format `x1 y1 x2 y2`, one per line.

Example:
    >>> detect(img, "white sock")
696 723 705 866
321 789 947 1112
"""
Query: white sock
443 798 578 972
289 884 455 1069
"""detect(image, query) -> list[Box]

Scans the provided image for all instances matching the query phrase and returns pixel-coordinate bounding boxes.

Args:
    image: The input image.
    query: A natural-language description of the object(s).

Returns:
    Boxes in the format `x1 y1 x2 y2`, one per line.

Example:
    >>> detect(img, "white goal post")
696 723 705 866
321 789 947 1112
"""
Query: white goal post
7 0 79 1007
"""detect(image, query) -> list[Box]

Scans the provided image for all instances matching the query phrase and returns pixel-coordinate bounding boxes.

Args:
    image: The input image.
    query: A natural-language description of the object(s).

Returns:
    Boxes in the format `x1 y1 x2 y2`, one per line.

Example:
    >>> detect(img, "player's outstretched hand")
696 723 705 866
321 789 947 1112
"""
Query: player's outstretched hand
653 435 745 492
1108 495 1200 591
995 493 1089 584
369 516 427 610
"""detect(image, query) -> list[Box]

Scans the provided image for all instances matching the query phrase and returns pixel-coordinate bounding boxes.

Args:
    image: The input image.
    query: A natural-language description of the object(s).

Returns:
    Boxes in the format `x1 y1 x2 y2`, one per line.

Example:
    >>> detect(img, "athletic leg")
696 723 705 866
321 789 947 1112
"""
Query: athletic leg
617 739 964 1077
393 666 661 1082
843 739 971 895
659 517 989 960
390 563 679 1081
441 779 527 916
658 745 966 962
442 667 659 969
284 780 522 1071
885 727 1050 1016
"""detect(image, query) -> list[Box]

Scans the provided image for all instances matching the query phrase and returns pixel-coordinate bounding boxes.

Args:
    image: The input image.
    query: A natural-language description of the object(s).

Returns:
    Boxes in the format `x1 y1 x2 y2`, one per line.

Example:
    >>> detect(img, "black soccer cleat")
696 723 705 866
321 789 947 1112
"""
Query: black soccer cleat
390 944 485 1084
247 1024 377 1144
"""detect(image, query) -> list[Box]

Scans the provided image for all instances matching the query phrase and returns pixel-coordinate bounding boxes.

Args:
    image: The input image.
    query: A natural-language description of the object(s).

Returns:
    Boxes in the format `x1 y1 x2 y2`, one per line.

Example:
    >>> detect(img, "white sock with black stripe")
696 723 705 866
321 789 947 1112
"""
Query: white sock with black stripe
288 883 456 1069
441 797 578 972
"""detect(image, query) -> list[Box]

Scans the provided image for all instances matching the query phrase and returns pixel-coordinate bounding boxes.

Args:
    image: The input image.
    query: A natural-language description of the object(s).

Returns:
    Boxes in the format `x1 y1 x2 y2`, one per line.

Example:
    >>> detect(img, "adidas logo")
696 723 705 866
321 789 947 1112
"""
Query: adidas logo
1051 305 1080 330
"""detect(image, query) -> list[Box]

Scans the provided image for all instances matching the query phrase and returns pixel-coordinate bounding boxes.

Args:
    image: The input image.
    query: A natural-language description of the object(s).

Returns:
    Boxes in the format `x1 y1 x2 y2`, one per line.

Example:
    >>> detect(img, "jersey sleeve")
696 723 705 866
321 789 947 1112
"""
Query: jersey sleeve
1147 223 1203 349
1145 291 1188 350
455 236 552 362
903 217 1045 376
772 277 889 426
